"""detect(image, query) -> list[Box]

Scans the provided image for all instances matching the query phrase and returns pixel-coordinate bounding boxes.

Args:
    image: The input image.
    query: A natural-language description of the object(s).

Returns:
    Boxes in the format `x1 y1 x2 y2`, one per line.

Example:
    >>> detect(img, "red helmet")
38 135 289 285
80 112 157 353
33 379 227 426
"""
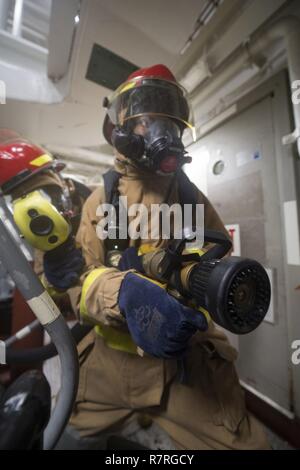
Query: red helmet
126 64 176 82
0 136 59 194
103 64 191 145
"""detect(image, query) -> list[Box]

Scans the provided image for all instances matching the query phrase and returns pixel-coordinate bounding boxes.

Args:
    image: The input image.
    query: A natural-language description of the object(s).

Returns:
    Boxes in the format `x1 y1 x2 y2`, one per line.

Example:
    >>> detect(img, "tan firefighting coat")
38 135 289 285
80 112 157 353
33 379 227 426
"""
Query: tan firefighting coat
69 156 269 450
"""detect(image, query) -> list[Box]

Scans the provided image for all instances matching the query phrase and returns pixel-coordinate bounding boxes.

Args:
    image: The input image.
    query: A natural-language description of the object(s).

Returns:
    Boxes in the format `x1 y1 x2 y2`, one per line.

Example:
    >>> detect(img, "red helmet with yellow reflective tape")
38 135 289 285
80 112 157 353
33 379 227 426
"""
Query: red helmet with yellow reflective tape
103 64 192 145
0 135 60 194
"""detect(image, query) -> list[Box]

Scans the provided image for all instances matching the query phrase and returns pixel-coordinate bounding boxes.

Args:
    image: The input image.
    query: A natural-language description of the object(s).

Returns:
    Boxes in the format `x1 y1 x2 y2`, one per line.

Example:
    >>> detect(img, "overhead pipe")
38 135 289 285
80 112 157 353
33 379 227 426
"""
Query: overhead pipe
189 16 300 156
12 0 24 37
46 144 115 167
175 0 242 80
60 161 112 178
180 0 223 55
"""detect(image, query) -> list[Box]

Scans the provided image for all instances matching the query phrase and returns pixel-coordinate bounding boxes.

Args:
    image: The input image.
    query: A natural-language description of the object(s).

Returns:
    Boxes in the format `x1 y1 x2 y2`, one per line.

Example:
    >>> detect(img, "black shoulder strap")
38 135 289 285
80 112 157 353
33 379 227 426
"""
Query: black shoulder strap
69 178 92 201
177 170 198 207
102 169 125 253
102 169 122 205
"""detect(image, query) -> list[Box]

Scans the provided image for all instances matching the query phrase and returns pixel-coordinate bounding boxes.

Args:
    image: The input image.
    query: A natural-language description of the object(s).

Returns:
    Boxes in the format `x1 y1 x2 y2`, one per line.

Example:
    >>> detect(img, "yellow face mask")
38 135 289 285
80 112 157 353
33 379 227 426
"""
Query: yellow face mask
13 190 71 251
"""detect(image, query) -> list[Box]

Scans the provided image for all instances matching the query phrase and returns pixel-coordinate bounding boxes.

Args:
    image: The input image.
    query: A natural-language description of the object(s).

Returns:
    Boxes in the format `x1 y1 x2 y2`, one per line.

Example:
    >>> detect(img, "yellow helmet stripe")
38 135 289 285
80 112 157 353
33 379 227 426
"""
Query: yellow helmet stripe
30 154 53 167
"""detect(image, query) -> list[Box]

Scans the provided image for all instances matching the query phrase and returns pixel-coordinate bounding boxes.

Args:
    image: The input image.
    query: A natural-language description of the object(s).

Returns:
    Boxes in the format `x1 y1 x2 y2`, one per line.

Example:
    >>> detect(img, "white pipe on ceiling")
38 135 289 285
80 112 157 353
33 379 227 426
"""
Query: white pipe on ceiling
48 0 79 81
175 0 242 80
45 144 115 168
12 0 24 37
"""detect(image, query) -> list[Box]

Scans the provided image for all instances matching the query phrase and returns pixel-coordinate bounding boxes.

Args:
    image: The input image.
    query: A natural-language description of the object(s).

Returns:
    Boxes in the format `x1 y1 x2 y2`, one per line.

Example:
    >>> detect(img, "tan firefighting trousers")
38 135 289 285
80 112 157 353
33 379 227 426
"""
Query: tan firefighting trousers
69 327 269 450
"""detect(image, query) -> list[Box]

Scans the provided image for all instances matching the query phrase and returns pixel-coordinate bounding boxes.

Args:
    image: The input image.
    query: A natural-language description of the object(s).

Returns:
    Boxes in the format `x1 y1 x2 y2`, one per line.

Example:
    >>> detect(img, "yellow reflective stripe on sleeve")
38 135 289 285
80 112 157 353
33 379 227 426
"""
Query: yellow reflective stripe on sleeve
30 154 53 167
79 268 138 354
94 324 138 355
138 244 156 255
198 306 211 323
184 248 205 256
40 274 66 299
80 268 109 318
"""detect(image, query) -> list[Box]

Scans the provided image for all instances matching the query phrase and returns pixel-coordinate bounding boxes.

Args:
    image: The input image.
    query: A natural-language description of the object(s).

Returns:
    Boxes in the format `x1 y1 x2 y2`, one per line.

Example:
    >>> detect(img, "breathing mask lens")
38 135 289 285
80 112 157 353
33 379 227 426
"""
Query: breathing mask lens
116 116 190 174
106 77 196 142
138 116 183 173
134 116 181 141
108 79 190 126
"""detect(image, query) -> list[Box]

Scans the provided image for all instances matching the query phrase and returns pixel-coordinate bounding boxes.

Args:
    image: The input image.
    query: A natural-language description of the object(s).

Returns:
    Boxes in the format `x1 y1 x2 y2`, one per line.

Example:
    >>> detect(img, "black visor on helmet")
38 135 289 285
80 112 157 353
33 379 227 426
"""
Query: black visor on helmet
107 79 191 130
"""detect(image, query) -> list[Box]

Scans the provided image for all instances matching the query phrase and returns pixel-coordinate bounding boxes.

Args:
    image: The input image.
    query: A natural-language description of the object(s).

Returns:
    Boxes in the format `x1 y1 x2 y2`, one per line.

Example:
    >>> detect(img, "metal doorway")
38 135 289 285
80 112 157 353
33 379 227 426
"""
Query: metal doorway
187 70 300 417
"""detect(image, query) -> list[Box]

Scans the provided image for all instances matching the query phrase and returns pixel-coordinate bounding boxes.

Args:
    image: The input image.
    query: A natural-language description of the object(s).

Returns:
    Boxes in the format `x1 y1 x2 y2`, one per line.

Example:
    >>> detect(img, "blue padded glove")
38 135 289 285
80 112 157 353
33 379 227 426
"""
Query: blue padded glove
119 272 208 359
118 247 145 273
43 237 84 290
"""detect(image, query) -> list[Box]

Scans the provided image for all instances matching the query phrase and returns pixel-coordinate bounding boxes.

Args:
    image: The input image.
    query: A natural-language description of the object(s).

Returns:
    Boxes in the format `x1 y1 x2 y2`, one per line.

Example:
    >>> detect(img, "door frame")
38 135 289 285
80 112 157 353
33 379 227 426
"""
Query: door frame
189 69 300 417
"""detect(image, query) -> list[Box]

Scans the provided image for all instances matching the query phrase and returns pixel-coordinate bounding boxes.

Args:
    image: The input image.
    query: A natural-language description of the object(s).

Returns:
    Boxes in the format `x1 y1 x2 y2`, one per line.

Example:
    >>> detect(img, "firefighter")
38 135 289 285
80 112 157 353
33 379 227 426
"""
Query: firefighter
51 65 268 450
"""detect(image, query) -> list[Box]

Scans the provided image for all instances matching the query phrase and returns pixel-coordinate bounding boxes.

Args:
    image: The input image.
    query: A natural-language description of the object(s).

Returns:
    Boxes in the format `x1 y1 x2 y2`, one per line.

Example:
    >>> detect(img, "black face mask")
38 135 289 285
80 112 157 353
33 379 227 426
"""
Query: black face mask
111 116 192 174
